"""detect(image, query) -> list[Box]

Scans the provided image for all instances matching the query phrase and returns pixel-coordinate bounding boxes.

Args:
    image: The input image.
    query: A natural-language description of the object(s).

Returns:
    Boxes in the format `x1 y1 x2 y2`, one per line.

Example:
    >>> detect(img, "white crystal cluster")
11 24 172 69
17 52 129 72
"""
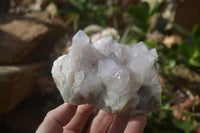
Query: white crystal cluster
52 30 162 115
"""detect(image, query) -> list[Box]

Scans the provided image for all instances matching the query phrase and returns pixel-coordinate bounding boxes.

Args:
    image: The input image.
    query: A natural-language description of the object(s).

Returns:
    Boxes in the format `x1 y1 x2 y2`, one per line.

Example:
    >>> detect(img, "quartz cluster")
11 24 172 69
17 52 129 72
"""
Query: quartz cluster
51 30 162 115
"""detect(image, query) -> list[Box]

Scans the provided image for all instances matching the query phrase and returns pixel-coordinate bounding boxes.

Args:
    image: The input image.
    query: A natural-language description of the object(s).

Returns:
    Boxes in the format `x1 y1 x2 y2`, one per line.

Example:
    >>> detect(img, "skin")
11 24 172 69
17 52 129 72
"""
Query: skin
36 103 146 133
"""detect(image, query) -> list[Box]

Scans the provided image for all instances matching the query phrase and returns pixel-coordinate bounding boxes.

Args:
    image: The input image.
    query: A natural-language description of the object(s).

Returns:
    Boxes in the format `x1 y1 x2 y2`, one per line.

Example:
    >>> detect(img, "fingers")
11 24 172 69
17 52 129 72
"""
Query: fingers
88 110 114 133
46 103 77 126
37 103 146 133
107 114 146 133
36 103 77 133
63 104 95 133
124 115 146 133
107 114 130 133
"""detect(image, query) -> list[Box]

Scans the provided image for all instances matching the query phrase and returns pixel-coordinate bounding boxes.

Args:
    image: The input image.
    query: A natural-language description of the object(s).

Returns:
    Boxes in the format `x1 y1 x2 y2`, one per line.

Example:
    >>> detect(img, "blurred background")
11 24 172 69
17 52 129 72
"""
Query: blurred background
0 0 200 133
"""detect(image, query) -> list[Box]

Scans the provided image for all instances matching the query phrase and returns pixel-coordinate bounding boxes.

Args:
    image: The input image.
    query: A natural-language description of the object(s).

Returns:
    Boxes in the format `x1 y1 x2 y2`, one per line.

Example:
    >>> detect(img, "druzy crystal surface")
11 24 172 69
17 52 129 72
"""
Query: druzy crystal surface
51 30 162 115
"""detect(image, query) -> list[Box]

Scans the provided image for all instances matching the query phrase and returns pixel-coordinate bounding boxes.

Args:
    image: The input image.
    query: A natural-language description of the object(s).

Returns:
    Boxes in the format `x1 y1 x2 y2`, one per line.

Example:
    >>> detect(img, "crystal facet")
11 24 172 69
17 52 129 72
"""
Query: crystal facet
52 30 162 115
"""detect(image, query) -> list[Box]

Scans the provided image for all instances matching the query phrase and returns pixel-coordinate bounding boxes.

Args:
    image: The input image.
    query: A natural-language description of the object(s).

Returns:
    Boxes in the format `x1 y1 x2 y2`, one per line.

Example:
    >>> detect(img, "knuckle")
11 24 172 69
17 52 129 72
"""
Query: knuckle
77 105 93 116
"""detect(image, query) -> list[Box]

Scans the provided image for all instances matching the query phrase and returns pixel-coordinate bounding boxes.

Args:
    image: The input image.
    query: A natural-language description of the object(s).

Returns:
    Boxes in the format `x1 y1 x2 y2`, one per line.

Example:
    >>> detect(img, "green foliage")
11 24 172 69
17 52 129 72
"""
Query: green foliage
172 119 196 133
67 0 85 10
128 2 150 31
180 23 200 68
149 0 165 16
55 0 109 31
121 1 165 44
127 0 165 31
43 1 200 133
124 2 200 133
145 110 183 133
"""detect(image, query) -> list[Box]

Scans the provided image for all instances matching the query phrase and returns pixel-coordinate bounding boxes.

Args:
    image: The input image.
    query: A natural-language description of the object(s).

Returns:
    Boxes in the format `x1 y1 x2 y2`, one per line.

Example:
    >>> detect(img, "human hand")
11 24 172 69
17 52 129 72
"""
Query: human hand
36 103 146 133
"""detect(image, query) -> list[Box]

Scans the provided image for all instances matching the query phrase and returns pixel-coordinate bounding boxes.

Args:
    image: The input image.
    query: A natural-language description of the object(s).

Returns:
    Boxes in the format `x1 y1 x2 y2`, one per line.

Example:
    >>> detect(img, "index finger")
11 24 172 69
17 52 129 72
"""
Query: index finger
46 103 78 126
36 103 77 133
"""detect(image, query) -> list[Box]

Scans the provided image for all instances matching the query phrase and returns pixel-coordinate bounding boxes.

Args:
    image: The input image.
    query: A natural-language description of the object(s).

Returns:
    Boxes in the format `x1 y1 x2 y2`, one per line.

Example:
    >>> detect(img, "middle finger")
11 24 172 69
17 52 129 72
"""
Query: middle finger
88 110 114 133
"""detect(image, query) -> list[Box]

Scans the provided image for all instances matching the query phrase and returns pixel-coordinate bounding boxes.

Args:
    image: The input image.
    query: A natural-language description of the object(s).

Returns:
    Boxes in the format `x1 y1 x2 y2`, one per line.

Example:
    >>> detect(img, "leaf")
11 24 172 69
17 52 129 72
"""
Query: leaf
131 25 145 35
189 49 200 67
192 23 200 46
179 23 200 67
67 0 84 10
189 23 200 67
172 118 196 132
128 2 150 30
149 0 165 16
179 40 193 58
159 111 168 120
168 60 176 68
65 13 80 25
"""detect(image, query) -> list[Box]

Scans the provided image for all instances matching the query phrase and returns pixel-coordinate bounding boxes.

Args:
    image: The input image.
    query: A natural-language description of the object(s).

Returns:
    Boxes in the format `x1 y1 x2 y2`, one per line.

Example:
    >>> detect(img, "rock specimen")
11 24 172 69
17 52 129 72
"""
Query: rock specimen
52 30 162 115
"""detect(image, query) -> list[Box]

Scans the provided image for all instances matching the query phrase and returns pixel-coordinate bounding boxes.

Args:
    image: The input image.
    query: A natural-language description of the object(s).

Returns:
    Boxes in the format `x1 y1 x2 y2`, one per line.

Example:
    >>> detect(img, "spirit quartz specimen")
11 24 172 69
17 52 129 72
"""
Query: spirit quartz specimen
52 30 162 115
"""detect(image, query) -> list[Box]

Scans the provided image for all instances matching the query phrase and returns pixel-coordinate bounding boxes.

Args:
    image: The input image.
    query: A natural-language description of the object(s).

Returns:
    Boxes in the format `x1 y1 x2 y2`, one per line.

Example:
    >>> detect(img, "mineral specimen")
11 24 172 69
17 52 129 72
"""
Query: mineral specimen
51 30 162 115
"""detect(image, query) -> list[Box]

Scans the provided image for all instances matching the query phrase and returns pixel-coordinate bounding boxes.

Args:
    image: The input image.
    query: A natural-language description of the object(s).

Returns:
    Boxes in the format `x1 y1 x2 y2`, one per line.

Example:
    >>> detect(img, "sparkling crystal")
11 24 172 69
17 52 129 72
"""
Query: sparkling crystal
51 30 162 115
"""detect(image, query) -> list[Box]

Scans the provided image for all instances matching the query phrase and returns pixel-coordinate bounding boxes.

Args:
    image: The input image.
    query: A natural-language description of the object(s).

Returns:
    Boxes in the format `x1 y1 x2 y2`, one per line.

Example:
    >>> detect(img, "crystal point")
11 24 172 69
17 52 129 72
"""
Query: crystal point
52 30 162 115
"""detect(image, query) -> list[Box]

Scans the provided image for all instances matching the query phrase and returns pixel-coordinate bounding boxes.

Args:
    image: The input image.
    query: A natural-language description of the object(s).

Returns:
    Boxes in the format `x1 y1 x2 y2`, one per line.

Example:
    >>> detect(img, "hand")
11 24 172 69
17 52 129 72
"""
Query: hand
36 103 146 133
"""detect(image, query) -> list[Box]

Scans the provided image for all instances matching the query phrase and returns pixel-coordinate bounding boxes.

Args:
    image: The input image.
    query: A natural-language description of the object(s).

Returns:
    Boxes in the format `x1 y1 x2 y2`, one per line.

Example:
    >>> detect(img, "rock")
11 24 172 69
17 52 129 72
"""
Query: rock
0 63 46 114
46 2 58 17
83 25 120 43
0 11 66 65
52 30 162 115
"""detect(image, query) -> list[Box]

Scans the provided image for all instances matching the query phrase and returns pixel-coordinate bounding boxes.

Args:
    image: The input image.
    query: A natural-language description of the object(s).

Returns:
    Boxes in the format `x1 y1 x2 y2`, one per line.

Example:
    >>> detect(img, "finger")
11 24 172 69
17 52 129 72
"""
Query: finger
36 103 77 133
63 104 94 133
46 103 77 126
107 114 130 133
88 110 114 133
124 115 146 133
